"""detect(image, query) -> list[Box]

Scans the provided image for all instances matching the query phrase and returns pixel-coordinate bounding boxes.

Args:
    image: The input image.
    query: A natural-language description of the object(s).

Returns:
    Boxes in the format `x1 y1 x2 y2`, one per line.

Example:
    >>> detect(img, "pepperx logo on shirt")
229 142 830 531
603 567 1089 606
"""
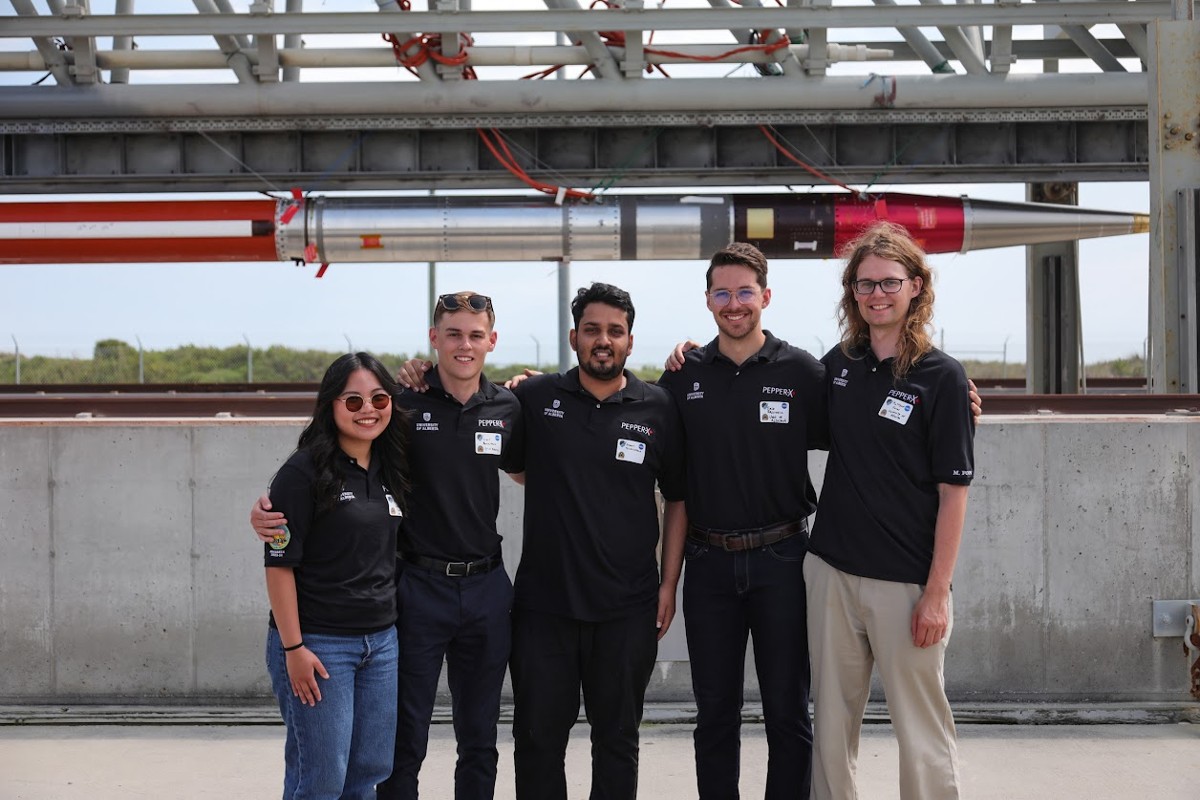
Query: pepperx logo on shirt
888 388 920 405
762 386 795 398
620 421 654 437
478 419 506 428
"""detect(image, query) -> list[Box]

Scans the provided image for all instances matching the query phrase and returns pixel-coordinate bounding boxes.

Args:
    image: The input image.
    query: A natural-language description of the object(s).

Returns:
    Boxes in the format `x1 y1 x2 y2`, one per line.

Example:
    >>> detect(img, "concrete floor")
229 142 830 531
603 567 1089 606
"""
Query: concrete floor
1 721 1198 799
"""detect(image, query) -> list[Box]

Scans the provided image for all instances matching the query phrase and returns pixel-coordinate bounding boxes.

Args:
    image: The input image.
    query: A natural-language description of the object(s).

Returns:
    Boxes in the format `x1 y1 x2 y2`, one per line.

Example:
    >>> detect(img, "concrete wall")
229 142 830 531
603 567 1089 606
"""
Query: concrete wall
0 415 1197 704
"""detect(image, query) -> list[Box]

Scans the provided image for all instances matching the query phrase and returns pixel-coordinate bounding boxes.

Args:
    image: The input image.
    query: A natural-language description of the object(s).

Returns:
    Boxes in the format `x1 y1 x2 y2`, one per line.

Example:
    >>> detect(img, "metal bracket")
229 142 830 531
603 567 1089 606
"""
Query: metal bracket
1152 599 1200 637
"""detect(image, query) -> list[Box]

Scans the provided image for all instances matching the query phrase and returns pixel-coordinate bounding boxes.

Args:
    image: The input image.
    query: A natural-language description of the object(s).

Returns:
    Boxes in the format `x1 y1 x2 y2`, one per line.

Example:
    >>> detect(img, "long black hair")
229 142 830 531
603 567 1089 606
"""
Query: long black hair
296 352 413 515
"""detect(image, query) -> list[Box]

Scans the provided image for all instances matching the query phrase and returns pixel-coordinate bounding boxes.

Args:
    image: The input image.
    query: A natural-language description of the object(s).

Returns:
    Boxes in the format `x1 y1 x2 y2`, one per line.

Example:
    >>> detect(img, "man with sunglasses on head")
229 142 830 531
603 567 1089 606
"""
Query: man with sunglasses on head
252 291 523 800
656 242 825 800
399 282 688 800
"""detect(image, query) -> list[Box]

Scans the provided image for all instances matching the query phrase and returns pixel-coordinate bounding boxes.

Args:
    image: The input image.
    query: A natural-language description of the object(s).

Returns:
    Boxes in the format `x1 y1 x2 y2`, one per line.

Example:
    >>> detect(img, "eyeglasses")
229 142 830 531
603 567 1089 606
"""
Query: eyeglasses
338 393 392 413
850 278 909 295
707 288 760 307
437 293 492 313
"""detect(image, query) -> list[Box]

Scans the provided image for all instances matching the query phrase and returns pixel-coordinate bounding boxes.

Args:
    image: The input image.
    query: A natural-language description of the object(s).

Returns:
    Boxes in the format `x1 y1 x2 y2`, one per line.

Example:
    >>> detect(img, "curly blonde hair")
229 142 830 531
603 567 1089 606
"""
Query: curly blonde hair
836 221 935 380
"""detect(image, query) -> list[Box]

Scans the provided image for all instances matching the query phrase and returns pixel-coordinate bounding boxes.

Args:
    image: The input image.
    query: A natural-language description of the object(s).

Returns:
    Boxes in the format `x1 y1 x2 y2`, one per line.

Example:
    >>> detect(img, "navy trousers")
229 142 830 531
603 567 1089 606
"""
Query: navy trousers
377 560 513 800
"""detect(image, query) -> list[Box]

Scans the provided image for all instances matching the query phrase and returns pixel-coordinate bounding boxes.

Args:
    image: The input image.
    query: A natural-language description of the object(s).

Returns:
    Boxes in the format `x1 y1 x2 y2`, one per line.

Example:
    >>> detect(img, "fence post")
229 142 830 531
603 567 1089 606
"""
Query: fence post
11 335 19 385
243 334 253 383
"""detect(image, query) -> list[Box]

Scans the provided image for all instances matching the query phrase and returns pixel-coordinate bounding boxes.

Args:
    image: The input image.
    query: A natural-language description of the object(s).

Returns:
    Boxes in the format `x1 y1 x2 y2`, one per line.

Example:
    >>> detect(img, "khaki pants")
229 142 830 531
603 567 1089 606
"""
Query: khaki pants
804 553 960 800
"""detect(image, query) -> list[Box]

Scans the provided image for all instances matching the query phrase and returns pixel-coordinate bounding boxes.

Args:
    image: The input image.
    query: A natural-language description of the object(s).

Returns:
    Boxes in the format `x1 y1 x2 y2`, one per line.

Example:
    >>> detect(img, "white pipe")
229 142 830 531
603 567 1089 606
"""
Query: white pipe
0 43 893 72
282 0 302 82
192 0 257 83
0 74 1148 118
10 0 75 86
110 0 134 85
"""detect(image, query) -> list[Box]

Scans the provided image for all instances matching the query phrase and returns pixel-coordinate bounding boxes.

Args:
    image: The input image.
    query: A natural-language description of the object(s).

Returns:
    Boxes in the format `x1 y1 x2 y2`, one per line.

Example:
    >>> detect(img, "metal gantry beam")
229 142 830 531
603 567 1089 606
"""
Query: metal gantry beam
0 5 1175 38
0 116 1149 194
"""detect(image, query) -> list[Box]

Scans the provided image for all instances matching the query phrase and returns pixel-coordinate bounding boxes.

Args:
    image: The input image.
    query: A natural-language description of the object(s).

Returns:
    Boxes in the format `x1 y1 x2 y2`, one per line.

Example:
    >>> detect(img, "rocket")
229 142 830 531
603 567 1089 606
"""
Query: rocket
0 192 1148 266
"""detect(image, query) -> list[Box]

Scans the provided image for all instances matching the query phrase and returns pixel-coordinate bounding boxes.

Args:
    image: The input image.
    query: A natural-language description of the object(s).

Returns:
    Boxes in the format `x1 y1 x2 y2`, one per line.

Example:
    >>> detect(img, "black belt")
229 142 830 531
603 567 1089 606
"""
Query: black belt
400 552 503 577
686 520 806 553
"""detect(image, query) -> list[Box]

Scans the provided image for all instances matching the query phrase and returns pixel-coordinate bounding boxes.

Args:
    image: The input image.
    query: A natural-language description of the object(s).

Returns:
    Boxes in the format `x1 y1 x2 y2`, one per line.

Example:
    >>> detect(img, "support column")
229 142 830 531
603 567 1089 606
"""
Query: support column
1147 18 1200 393
1025 182 1082 394
558 258 572 373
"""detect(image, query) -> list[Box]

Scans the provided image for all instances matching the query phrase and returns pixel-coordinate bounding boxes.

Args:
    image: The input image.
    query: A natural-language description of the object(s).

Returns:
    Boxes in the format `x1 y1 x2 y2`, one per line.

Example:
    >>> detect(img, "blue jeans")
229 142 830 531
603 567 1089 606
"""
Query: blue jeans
682 532 812 800
267 626 399 800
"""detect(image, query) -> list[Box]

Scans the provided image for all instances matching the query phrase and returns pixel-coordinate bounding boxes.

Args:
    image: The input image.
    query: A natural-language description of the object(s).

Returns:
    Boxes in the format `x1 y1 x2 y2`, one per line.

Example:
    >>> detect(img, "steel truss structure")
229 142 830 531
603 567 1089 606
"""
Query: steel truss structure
0 0 1179 192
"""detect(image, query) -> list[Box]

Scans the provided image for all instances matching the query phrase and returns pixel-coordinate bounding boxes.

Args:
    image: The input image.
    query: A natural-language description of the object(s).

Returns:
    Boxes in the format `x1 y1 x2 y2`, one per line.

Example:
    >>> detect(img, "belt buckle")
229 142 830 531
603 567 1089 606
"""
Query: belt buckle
445 561 469 577
721 534 743 552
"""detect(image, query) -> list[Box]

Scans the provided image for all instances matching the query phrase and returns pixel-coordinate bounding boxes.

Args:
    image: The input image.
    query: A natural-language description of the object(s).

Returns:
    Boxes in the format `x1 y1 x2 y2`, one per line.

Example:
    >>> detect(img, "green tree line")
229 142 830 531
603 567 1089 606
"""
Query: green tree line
0 340 1145 385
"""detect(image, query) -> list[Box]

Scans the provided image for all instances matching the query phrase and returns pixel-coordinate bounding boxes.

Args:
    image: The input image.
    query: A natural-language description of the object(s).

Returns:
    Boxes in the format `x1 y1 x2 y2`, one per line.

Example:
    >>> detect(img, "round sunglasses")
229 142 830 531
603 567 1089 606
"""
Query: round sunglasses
337 392 392 413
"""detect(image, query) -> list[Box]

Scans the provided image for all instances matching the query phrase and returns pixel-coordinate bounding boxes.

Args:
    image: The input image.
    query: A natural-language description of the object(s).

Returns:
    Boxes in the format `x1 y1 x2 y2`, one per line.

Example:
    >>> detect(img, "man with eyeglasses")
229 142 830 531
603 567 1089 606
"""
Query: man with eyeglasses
805 222 973 800
656 242 825 799
252 291 522 800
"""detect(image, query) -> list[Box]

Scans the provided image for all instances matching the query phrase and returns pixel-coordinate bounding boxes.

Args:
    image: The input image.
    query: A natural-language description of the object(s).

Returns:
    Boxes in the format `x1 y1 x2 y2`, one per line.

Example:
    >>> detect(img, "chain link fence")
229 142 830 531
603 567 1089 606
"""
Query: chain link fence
0 341 423 386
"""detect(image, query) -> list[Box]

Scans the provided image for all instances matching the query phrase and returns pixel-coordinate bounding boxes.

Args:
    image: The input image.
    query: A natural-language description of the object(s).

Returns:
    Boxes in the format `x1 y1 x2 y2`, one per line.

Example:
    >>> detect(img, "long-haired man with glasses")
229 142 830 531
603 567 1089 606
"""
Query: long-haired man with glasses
805 223 972 800
657 242 826 799
252 291 523 800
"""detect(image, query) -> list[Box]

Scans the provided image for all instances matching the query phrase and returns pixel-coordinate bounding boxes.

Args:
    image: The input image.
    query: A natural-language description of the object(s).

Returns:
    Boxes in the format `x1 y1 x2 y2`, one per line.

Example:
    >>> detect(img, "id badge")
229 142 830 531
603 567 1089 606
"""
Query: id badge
385 494 404 517
760 401 790 423
615 438 647 464
475 432 503 456
878 396 914 425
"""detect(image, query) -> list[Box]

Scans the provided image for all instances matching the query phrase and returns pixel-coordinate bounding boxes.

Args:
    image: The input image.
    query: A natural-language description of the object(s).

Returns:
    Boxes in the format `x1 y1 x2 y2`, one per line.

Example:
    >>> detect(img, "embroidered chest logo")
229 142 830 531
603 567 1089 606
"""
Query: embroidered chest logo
762 385 795 398
544 398 565 419
478 419 506 429
620 421 654 437
833 368 849 388
686 381 704 401
888 388 920 405
416 410 439 432
338 490 356 503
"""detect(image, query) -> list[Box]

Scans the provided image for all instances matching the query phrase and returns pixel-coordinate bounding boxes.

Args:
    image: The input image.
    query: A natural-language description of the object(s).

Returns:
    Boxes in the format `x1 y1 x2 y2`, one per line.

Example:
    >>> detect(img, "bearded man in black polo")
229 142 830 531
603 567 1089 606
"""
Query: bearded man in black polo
507 282 688 800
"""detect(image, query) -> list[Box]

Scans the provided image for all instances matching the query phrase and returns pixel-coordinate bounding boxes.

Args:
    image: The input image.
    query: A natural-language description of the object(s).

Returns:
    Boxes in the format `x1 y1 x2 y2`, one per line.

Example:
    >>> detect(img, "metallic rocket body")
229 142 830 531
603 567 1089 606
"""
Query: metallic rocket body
0 193 1147 265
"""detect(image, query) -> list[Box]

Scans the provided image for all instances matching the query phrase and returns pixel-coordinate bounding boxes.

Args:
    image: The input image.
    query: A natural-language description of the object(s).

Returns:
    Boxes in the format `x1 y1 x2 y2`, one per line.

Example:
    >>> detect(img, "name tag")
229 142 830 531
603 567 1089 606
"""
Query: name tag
878 396 914 425
385 494 403 517
760 401 790 423
475 432 503 456
615 438 647 464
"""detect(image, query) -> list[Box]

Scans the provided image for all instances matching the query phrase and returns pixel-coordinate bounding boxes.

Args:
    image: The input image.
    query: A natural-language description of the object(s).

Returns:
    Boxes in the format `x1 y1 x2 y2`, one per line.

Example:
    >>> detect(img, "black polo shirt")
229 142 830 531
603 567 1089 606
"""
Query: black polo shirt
265 449 400 635
397 369 522 562
657 331 827 531
509 368 686 621
809 345 975 585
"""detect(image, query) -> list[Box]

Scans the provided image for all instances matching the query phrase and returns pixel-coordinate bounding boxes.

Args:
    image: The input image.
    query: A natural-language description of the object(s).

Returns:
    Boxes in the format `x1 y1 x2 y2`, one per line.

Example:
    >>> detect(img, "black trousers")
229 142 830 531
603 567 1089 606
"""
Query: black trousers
682 533 813 799
509 606 659 800
377 561 513 800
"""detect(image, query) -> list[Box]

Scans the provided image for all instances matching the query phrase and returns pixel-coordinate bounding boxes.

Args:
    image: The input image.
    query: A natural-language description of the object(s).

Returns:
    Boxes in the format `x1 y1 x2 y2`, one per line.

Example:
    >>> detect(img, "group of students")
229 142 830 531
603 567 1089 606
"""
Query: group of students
254 220 976 800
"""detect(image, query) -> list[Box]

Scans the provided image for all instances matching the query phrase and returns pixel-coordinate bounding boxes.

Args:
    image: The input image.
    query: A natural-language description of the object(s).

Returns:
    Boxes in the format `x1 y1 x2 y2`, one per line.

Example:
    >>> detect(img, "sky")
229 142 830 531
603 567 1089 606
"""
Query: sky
0 2 1152 369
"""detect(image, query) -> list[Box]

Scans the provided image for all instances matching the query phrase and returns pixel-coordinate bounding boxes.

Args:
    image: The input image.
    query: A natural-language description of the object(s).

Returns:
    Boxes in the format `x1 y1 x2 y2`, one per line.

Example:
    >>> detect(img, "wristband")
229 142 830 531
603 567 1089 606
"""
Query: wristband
283 641 305 652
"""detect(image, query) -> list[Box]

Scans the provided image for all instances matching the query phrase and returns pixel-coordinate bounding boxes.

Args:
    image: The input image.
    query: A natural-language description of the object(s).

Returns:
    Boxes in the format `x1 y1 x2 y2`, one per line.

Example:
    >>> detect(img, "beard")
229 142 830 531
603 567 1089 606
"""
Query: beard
578 349 627 381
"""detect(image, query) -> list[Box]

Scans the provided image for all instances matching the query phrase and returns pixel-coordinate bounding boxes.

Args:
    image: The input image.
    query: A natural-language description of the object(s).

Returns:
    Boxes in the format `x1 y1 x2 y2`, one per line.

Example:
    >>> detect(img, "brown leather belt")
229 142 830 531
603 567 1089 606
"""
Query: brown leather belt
686 520 806 553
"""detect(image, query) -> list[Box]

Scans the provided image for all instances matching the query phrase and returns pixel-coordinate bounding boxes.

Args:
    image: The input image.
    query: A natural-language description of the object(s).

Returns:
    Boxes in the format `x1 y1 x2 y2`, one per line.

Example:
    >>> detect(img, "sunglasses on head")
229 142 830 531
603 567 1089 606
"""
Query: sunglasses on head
338 393 392 413
437 293 492 313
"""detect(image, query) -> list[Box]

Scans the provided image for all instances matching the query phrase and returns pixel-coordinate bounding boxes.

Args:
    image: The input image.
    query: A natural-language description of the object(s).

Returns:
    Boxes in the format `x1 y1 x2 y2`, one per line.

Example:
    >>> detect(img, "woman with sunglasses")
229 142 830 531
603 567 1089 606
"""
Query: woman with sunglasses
262 352 413 799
